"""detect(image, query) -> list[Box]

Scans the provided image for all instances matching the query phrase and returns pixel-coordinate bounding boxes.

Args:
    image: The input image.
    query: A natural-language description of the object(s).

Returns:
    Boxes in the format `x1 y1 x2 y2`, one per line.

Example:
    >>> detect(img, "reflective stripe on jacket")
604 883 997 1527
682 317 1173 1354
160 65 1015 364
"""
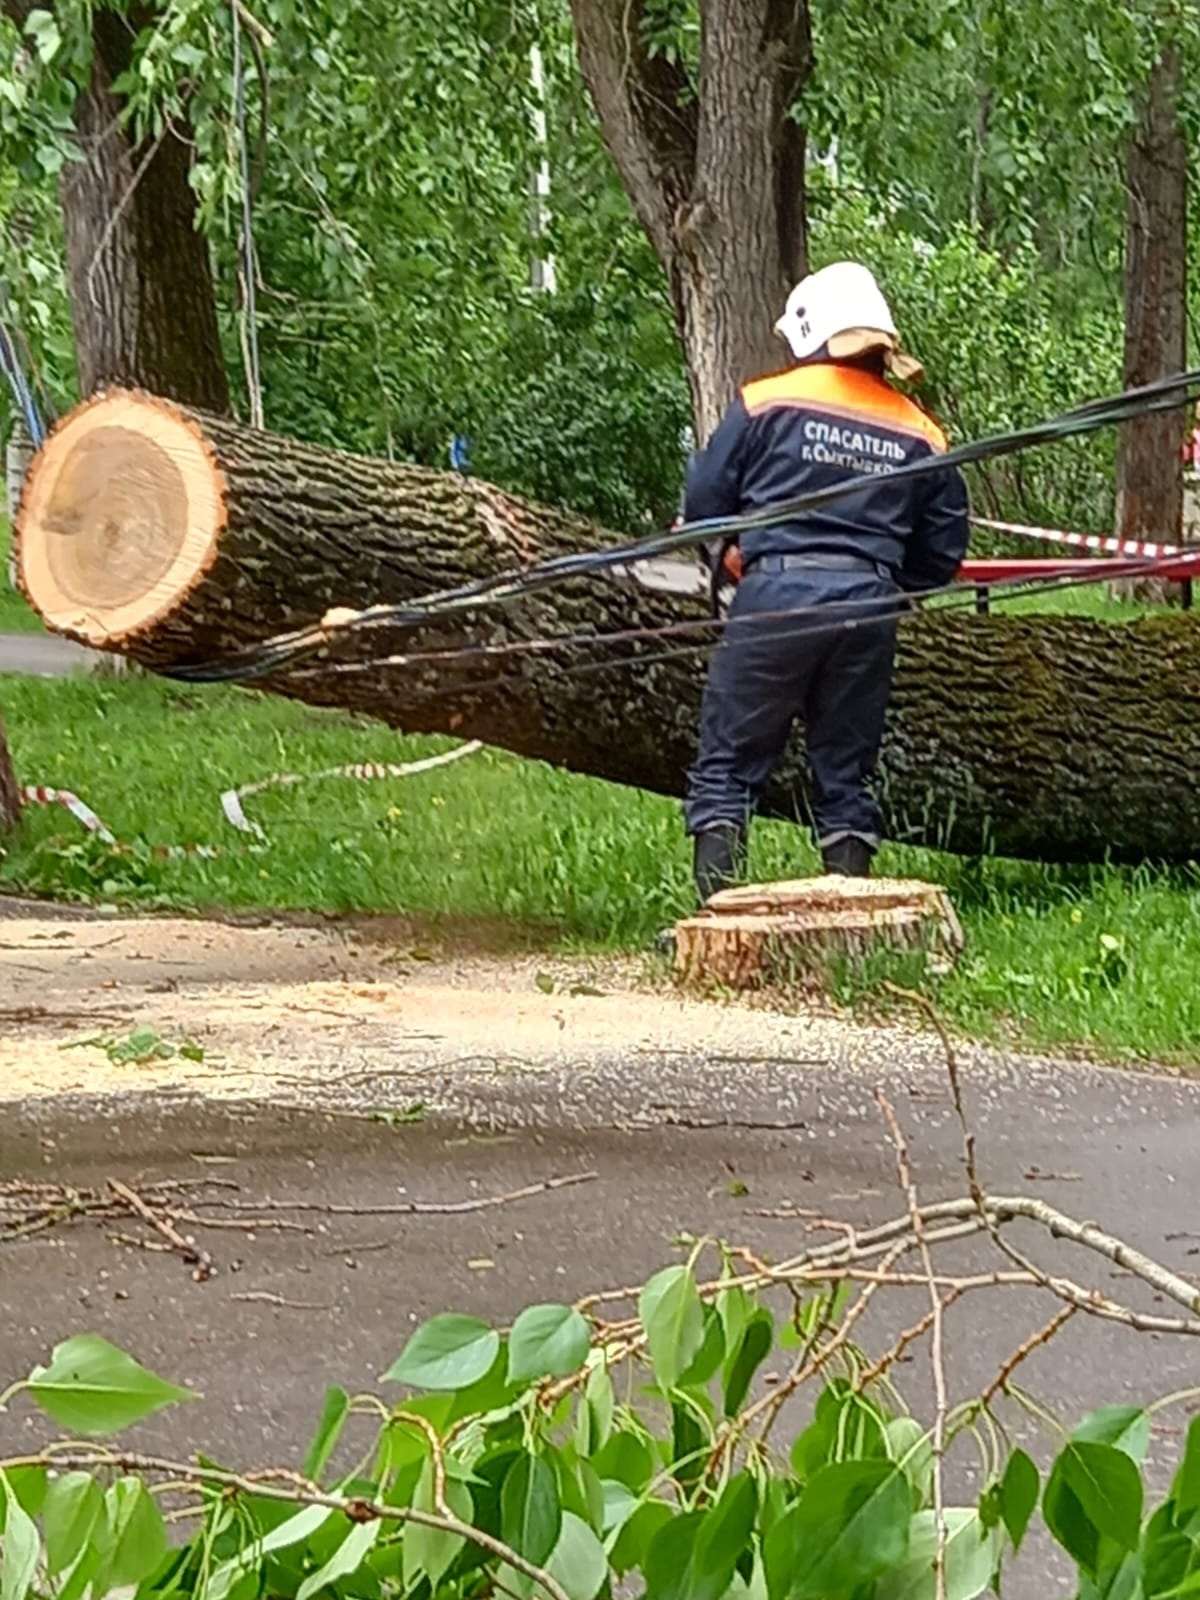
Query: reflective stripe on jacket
683 362 970 591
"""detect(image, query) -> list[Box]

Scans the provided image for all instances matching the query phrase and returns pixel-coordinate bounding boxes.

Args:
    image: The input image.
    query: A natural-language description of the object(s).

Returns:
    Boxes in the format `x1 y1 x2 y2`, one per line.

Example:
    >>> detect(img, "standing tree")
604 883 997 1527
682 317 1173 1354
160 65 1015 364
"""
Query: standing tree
1115 45 1188 549
568 0 812 439
0 1 228 410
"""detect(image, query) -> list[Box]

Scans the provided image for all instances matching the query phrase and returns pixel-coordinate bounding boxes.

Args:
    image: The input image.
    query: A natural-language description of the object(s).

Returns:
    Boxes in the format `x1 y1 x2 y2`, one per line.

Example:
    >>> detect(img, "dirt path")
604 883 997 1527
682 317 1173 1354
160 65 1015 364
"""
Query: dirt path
0 905 953 1111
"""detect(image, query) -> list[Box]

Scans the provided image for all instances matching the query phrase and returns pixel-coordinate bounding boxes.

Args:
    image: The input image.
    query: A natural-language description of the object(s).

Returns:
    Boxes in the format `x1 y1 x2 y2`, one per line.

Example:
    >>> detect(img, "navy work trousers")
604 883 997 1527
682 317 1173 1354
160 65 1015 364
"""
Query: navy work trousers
684 565 900 848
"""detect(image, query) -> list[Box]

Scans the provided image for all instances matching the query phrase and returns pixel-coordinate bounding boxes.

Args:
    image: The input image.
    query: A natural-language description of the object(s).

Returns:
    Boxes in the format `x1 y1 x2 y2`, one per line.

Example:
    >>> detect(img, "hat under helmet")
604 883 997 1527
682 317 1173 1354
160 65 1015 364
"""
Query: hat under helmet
774 261 923 383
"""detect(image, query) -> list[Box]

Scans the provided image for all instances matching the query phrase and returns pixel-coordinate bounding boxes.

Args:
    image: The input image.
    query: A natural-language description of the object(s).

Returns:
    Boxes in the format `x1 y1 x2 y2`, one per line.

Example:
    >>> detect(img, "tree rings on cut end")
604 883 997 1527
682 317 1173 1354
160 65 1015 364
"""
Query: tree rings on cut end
15 390 224 646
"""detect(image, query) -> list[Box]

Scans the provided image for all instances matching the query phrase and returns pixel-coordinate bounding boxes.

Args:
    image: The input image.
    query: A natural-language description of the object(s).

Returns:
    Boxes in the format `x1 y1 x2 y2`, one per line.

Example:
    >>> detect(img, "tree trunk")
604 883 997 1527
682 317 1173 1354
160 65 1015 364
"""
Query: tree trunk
16 389 1200 867
0 714 21 831
1115 47 1187 557
569 0 811 439
2 2 230 411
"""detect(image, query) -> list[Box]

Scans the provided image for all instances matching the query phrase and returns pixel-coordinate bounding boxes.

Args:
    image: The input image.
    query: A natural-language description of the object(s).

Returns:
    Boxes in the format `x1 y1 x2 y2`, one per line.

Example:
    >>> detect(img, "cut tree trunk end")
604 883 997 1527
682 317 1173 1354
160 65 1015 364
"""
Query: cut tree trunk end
674 877 963 991
16 387 1200 867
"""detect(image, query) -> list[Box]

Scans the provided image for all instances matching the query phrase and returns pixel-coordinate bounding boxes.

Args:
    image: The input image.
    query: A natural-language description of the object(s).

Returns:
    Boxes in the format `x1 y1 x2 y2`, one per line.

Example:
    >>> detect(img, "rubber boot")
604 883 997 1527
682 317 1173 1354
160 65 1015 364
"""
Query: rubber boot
821 835 874 878
694 823 745 905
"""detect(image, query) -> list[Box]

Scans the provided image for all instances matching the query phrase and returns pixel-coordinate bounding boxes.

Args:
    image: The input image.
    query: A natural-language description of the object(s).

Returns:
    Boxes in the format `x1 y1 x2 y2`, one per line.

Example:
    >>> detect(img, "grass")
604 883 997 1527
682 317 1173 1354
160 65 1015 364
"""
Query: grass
2 668 1200 1066
0 520 42 632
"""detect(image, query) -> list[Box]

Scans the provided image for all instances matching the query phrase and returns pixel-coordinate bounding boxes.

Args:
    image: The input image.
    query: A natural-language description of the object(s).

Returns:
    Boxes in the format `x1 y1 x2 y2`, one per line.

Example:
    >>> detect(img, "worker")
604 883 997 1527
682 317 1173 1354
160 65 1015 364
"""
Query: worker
684 260 970 902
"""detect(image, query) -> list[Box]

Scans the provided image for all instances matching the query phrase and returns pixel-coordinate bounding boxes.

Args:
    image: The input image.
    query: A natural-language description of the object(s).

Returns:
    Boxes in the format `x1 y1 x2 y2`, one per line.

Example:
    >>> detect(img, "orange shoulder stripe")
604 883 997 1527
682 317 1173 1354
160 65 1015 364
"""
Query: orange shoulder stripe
741 363 948 452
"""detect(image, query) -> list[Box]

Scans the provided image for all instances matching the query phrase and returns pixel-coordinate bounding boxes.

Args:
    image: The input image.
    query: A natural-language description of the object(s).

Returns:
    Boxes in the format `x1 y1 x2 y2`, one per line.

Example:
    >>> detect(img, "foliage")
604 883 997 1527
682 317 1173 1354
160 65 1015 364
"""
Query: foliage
810 192 1123 536
0 0 1191 537
3 1249 1200 1600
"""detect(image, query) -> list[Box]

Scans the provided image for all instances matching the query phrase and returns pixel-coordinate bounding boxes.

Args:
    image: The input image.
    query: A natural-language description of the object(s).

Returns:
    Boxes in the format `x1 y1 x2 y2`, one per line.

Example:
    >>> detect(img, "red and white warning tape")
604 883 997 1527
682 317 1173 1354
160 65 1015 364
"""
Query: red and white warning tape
18 741 486 859
19 786 117 844
971 515 1182 560
219 740 484 838
19 785 235 860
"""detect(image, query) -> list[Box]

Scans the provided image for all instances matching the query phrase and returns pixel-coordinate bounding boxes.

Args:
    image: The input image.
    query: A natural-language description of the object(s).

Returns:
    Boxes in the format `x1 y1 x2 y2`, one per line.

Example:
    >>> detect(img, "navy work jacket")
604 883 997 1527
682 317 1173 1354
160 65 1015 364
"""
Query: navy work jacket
684 361 970 591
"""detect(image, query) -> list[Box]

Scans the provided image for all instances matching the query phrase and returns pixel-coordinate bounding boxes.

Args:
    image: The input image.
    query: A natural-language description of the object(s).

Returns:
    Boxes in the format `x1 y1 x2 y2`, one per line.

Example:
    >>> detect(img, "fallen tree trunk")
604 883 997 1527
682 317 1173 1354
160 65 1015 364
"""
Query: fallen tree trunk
15 388 1200 864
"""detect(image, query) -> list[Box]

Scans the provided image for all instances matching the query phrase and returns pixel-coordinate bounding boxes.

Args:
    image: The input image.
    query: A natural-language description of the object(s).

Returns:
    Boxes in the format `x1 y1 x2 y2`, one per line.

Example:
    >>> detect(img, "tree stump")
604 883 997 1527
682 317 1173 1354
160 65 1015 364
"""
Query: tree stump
673 876 963 990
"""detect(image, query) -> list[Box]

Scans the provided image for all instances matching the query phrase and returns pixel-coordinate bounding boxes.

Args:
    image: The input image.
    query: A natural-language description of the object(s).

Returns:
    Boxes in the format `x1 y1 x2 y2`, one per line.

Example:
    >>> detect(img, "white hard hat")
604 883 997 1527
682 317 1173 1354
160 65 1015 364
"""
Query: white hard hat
774 261 923 382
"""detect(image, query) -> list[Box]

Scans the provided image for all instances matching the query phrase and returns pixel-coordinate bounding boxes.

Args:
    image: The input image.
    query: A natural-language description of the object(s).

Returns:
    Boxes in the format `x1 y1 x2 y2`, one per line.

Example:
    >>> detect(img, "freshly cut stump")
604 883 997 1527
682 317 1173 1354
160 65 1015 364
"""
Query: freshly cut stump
674 876 963 990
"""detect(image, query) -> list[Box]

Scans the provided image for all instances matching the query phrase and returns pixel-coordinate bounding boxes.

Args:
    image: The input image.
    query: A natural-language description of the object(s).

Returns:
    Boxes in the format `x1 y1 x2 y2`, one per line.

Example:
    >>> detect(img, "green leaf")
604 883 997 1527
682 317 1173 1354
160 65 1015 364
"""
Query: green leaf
717 1284 750 1355
206 1505 333 1600
886 1418 933 1508
508 1305 591 1383
764 1460 911 1599
1043 1470 1099 1575
722 1310 773 1417
23 8 61 63
402 1459 473 1588
697 1474 757 1571
600 1479 638 1535
42 1473 102 1575
999 1450 1039 1551
26 1335 194 1436
575 1364 614 1457
303 1387 350 1484
639 1266 705 1391
0 1472 44 1524
382 1314 500 1391
0 1477 38 1600
875 1509 1001 1600
297 1519 380 1600
96 1478 169 1591
610 1500 674 1574
547 1511 608 1600
644 1511 726 1600
678 1306 727 1389
592 1431 654 1491
1074 1406 1151 1464
502 1454 561 1565
1175 1416 1200 1515
1045 1441 1143 1573
1062 1441 1143 1551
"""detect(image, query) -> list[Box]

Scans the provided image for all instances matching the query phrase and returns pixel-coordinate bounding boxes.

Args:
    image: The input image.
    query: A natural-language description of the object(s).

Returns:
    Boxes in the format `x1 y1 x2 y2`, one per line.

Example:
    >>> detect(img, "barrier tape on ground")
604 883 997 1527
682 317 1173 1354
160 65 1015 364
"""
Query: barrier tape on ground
18 785 238 859
219 740 484 837
971 515 1182 560
17 742 484 860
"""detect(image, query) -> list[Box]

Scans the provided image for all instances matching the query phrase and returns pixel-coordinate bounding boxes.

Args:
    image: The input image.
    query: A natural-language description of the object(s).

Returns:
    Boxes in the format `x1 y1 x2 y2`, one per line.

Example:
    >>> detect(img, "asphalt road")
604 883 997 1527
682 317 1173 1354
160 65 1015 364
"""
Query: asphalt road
3 1048 1199 1596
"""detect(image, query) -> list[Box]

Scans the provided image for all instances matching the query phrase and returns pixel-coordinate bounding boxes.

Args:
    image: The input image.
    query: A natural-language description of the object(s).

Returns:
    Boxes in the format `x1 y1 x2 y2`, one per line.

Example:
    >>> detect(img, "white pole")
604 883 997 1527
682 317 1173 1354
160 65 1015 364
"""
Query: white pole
528 43 557 294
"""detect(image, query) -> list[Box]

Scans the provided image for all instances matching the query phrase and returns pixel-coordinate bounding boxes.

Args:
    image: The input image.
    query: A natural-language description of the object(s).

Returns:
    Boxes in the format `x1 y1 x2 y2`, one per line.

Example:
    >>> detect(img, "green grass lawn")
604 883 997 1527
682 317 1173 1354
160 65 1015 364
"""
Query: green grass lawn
2 669 1199 1065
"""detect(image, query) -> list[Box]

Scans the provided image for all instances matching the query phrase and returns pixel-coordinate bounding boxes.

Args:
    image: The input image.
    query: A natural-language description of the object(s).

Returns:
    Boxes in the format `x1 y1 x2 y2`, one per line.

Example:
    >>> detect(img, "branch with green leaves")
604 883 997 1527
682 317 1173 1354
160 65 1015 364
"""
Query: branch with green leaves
6 1152 1200 1600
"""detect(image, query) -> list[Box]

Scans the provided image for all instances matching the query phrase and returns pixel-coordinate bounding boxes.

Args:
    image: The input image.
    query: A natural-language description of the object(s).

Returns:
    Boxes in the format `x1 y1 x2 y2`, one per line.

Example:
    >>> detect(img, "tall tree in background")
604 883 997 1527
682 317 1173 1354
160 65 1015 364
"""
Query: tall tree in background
1 2 228 410
568 0 812 439
1116 45 1187 547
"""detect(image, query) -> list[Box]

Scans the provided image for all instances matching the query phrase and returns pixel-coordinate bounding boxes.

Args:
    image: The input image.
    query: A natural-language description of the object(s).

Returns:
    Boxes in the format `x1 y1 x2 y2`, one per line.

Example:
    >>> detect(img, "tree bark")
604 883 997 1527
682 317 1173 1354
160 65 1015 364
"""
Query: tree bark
16 389 1200 867
2 2 230 410
569 0 812 439
1115 48 1187 555
0 714 21 831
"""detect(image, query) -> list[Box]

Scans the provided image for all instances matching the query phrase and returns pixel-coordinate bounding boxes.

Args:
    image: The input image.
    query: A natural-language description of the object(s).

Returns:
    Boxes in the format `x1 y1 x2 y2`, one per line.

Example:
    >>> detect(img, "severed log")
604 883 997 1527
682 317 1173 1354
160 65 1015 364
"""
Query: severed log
14 387 1200 865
